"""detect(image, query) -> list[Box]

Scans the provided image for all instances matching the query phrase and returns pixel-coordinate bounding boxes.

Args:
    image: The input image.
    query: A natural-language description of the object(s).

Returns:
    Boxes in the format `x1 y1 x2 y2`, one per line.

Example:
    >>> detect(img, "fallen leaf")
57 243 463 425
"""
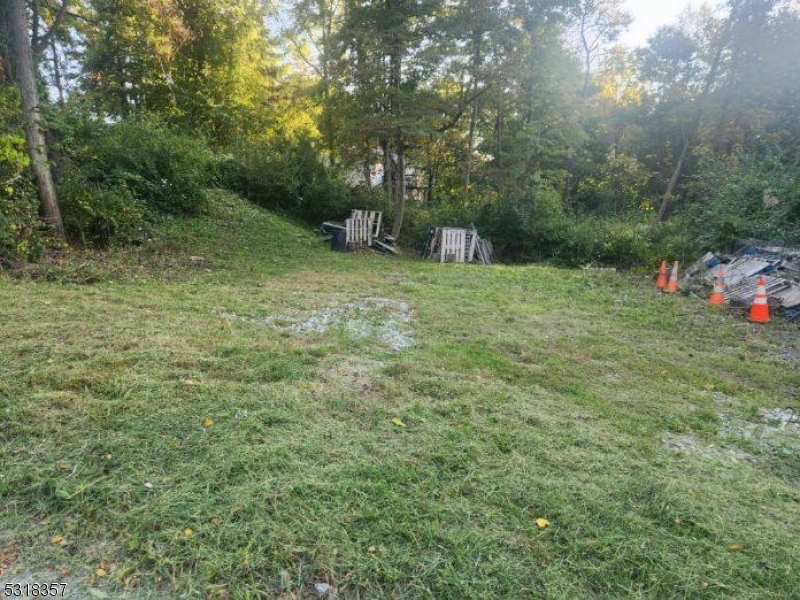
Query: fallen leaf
367 546 376 554
728 542 744 551
204 417 214 427
183 528 194 538
536 518 550 529
95 568 107 577
182 379 201 386
701 582 709 589
50 535 65 545
391 417 406 428
143 482 154 490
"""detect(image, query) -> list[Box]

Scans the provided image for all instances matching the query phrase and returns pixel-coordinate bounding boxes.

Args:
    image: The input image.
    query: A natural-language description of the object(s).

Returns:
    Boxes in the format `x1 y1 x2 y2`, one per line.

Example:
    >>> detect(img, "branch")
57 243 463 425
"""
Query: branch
32 0 69 57
436 85 492 133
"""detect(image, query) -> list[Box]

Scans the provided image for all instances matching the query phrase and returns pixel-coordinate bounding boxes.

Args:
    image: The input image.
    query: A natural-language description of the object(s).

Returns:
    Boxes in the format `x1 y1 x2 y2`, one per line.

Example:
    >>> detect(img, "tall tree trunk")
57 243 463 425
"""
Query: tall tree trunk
381 135 392 199
463 98 478 199
426 133 435 204
4 0 64 238
392 131 405 239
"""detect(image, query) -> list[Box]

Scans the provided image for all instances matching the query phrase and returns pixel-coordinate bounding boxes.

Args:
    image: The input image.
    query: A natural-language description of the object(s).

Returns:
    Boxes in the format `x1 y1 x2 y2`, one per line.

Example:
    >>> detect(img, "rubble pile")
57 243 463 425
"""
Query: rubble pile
682 243 800 321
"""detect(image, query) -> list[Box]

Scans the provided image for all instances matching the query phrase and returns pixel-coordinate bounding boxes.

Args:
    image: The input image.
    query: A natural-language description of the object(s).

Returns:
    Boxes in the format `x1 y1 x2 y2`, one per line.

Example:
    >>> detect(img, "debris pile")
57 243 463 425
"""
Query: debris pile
421 226 495 264
319 209 400 255
682 242 800 320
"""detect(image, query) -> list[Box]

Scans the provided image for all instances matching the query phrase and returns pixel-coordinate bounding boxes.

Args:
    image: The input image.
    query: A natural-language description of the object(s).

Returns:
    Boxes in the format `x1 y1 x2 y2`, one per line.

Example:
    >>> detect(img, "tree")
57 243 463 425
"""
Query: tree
2 0 64 238
571 0 632 95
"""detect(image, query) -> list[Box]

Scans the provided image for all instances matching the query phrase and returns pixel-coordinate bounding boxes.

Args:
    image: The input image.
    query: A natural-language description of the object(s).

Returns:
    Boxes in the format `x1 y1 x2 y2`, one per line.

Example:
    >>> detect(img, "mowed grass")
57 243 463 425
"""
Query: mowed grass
1 191 798 599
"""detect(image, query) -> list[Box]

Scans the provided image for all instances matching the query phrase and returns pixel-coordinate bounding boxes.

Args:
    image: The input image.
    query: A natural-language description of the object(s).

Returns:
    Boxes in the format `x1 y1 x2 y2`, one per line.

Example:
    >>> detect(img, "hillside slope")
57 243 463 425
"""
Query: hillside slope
1 192 798 598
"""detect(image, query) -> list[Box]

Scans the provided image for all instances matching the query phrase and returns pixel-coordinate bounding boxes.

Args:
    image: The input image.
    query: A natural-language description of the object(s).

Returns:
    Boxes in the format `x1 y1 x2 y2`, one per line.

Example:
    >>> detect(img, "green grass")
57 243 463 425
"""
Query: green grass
1 191 799 598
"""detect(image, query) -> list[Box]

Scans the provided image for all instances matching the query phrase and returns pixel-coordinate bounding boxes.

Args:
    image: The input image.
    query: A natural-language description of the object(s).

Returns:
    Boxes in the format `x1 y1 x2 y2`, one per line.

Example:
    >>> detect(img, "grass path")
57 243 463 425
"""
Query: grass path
1 192 798 598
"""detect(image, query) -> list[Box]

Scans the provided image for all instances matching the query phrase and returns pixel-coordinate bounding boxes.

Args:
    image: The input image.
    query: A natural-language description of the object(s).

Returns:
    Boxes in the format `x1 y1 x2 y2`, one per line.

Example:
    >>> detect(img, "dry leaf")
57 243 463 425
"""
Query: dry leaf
391 418 406 428
536 518 550 529
183 528 194 539
183 379 201 386
50 535 65 545
204 417 214 427
367 546 376 554
728 542 744 551
95 568 107 577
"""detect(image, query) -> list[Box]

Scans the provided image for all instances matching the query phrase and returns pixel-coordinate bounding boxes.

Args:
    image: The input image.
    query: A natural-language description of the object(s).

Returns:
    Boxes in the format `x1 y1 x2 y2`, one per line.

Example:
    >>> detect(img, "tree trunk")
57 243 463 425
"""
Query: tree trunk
4 0 64 238
51 37 65 108
391 131 405 239
463 98 478 198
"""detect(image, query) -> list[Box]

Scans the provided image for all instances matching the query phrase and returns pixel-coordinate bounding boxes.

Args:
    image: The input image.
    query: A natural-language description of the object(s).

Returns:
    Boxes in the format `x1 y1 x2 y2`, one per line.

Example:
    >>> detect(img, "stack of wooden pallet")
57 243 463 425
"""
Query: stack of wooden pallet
421 226 494 264
319 210 399 254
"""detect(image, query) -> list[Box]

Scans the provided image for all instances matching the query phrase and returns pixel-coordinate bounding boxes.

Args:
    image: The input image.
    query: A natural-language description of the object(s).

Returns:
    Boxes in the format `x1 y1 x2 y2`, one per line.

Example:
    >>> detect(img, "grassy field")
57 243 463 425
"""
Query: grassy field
1 191 798 599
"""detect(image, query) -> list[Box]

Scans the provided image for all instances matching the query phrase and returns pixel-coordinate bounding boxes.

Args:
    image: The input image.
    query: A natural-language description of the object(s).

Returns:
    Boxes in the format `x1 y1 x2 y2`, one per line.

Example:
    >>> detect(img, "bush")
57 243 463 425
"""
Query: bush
689 157 800 251
476 181 568 262
218 136 357 223
57 177 146 248
52 110 213 218
0 134 46 266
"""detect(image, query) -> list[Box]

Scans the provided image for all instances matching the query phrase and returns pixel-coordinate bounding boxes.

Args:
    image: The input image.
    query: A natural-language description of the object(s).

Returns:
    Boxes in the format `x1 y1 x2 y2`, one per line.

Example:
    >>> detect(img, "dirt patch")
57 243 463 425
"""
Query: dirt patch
663 434 752 462
222 297 414 352
317 356 384 393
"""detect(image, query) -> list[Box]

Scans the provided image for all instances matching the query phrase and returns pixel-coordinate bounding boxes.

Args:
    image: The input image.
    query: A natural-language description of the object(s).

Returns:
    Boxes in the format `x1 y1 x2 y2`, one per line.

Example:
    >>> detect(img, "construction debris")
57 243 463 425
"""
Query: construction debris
421 226 494 264
319 210 400 255
682 241 800 320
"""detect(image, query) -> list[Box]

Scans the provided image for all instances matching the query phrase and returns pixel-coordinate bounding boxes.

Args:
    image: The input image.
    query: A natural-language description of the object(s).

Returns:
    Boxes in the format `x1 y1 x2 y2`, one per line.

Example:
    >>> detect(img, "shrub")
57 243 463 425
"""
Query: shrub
57 176 146 248
52 110 213 217
218 136 358 224
476 181 568 262
0 134 46 266
689 157 800 251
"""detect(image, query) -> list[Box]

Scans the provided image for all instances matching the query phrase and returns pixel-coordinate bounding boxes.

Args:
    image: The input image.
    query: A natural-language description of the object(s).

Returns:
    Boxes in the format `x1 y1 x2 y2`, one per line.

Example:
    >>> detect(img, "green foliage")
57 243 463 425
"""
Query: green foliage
57 178 146 248
690 155 800 251
0 134 46 265
575 151 653 216
477 181 569 262
219 137 364 224
50 110 212 243
561 218 687 268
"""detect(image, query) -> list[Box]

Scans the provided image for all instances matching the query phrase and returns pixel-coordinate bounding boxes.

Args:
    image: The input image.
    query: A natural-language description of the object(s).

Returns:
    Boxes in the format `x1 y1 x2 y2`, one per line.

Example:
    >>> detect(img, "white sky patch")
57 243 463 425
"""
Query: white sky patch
619 0 711 47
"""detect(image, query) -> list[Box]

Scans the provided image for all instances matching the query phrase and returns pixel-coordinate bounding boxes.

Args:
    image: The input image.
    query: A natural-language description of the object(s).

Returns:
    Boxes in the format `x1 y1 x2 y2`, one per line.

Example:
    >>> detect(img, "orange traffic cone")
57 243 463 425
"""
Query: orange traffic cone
656 261 669 290
748 278 770 323
708 266 726 306
665 261 679 294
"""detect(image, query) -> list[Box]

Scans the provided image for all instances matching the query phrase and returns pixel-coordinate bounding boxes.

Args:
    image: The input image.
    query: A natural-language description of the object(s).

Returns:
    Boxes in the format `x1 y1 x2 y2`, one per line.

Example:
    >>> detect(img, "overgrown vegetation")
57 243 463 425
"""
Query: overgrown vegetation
1 193 798 598
3 1 800 268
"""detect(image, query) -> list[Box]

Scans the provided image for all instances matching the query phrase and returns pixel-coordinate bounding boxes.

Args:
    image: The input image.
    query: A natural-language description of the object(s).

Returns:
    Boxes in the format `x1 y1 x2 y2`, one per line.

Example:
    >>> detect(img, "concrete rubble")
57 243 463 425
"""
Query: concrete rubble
682 242 800 320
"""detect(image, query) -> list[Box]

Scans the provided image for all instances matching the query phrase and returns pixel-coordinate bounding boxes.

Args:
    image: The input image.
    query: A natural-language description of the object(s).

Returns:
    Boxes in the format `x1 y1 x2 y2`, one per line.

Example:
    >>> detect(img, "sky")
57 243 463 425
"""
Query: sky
620 0 710 47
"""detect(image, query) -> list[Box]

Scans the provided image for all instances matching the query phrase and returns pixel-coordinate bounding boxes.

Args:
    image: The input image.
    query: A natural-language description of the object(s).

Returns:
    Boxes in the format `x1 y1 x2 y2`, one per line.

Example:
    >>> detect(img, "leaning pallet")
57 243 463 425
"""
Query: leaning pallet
440 228 467 263
345 216 373 248
422 225 493 264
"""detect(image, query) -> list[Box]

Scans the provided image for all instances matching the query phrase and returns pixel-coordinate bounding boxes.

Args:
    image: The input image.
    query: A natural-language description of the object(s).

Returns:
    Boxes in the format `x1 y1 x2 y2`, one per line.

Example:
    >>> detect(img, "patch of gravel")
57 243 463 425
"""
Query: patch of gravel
720 407 800 456
664 394 799 461
221 297 414 352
